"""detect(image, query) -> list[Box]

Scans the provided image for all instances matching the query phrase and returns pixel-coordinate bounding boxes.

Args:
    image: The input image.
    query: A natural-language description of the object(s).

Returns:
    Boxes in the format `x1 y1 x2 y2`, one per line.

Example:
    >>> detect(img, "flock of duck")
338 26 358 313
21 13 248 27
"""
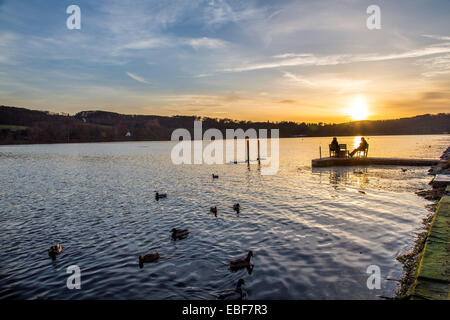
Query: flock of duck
48 173 252 300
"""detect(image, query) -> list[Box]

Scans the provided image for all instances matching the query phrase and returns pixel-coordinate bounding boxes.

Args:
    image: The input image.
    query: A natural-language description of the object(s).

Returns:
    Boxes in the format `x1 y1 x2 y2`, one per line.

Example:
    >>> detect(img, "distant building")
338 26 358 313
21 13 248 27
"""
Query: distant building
125 131 131 137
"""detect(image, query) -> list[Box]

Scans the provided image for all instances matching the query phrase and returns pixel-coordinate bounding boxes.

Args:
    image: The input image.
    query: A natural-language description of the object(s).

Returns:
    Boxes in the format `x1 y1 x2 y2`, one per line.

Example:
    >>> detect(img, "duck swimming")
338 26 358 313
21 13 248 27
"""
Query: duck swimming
233 203 240 213
230 251 253 269
212 174 219 179
210 206 217 216
218 279 247 300
139 252 160 268
48 244 62 259
155 192 167 200
171 228 189 240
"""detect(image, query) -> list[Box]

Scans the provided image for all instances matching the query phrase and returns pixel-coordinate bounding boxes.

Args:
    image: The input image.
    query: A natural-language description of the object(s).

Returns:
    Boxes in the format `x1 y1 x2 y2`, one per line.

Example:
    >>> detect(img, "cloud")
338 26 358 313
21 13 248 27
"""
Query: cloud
415 54 450 77
283 72 315 86
193 73 213 78
358 44 450 62
423 34 450 41
158 92 248 103
273 53 312 59
187 37 227 49
204 0 265 26
421 91 450 100
122 38 170 50
282 71 370 93
278 99 296 104
223 43 450 72
0 31 20 64
126 72 150 84
120 36 227 52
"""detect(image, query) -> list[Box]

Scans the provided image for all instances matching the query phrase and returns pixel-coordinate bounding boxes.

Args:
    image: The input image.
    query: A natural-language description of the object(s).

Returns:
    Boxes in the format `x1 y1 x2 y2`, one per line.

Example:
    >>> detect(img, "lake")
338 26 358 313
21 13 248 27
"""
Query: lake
0 135 449 299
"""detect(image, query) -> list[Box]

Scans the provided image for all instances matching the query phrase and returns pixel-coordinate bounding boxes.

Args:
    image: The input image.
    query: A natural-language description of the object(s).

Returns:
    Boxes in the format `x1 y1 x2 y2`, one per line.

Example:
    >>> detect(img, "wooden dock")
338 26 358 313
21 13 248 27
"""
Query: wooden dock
311 157 440 167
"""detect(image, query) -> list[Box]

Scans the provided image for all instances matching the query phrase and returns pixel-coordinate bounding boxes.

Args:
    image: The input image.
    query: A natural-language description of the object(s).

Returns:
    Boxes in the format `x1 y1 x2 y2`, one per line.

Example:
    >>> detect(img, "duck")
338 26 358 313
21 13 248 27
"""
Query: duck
230 251 253 269
48 244 62 259
212 174 219 179
210 206 217 216
155 191 167 200
171 228 189 240
233 203 240 213
139 252 160 267
401 168 407 172
218 279 247 300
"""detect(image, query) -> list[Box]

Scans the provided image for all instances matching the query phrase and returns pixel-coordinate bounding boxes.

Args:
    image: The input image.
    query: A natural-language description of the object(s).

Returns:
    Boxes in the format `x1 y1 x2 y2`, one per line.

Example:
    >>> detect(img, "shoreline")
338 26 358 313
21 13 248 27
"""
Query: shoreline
395 145 450 299
1 133 449 147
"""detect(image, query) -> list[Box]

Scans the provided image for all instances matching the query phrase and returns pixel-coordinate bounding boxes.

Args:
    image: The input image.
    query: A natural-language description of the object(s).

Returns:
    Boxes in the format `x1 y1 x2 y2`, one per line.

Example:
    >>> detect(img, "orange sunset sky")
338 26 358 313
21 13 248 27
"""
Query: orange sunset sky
0 0 449 123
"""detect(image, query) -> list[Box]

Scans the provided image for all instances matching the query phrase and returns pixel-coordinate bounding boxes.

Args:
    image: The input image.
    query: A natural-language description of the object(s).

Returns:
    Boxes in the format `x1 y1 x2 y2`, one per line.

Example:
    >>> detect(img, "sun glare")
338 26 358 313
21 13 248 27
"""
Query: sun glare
347 95 369 121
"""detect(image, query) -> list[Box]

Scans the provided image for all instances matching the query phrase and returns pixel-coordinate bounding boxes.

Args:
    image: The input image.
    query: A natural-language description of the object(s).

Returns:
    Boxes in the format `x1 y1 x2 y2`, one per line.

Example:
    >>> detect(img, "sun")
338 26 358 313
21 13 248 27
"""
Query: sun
346 95 369 121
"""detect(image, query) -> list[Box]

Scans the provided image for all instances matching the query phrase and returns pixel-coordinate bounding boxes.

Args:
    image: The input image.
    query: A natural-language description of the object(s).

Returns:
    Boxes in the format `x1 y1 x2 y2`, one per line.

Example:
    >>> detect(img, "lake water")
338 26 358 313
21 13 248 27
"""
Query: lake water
0 135 449 300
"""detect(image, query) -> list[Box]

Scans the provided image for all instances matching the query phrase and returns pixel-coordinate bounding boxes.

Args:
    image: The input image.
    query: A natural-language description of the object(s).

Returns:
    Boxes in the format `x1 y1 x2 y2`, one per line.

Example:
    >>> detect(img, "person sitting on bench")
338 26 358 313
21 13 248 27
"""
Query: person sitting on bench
349 137 368 157
330 137 340 155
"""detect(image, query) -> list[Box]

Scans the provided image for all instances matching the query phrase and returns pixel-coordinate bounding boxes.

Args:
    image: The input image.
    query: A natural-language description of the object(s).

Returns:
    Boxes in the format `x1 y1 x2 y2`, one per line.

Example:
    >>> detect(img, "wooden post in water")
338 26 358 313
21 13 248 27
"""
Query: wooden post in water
319 146 322 159
257 139 261 162
246 138 250 164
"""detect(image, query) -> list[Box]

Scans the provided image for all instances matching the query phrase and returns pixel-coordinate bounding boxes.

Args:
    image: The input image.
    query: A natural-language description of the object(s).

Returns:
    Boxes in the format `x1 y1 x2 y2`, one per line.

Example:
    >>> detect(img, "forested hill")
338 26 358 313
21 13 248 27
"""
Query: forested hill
0 105 449 145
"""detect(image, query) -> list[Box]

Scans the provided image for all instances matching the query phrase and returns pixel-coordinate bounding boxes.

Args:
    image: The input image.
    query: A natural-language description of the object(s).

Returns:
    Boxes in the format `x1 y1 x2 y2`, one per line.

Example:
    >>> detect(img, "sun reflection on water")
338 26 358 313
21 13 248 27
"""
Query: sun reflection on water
353 136 362 149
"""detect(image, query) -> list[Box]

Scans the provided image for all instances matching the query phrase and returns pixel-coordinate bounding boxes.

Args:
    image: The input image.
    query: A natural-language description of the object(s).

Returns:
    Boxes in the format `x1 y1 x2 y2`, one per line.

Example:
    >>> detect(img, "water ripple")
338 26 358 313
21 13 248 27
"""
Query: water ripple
0 135 449 299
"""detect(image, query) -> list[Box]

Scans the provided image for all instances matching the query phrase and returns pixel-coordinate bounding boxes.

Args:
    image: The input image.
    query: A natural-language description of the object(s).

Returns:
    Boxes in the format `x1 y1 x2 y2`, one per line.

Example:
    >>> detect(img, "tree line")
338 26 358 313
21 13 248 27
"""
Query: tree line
0 105 449 145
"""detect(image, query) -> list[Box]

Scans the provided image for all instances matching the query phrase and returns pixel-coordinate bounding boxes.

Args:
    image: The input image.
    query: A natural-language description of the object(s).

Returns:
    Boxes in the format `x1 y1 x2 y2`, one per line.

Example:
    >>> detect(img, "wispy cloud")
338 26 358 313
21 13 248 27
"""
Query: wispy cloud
278 99 296 104
282 72 316 87
204 0 265 26
422 34 450 41
122 38 170 50
282 72 370 93
187 37 227 49
224 43 450 72
358 44 450 62
0 31 20 64
126 72 150 84
415 54 450 77
120 36 227 52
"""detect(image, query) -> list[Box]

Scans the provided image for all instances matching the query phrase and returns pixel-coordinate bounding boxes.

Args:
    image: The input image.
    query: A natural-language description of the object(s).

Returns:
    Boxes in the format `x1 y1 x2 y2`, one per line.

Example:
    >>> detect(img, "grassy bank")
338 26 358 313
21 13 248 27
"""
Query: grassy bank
409 193 450 299
396 146 450 299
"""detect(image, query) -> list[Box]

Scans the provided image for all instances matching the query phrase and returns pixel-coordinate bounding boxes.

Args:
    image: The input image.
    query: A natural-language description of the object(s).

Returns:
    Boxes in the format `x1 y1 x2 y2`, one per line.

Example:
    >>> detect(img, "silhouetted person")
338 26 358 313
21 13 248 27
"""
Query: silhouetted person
330 137 340 156
350 137 368 157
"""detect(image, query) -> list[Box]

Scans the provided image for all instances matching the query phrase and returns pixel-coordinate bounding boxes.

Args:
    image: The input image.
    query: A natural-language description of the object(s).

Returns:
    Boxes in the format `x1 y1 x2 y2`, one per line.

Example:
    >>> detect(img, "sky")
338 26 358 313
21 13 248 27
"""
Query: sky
0 0 449 123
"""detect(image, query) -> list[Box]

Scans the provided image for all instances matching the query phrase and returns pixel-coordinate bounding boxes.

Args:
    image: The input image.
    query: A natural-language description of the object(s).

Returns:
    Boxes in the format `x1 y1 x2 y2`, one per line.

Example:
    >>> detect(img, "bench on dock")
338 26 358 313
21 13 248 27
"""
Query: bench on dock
329 144 349 158
354 145 369 158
